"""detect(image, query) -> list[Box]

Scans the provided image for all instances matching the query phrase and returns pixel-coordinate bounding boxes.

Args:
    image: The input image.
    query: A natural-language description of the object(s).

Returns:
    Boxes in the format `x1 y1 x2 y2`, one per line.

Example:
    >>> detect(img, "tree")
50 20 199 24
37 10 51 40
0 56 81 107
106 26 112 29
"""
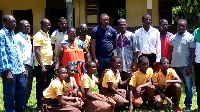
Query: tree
175 0 200 30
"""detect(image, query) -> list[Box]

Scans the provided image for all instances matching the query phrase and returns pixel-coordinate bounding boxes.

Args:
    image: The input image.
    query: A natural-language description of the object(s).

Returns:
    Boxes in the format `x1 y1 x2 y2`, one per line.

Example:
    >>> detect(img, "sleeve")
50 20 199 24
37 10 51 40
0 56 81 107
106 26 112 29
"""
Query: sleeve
169 35 174 46
52 82 63 96
91 28 96 39
132 33 139 52
51 31 56 44
134 29 141 51
156 30 161 62
82 77 90 89
94 76 99 84
112 29 117 40
104 70 114 82
188 35 196 48
72 77 77 85
33 35 42 46
0 34 9 72
152 73 158 85
129 75 137 87
171 68 178 79
147 68 154 78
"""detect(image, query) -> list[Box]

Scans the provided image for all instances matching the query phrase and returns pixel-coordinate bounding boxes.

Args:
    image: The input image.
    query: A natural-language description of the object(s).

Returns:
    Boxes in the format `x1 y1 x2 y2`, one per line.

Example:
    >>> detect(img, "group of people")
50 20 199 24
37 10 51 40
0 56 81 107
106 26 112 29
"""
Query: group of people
0 12 200 112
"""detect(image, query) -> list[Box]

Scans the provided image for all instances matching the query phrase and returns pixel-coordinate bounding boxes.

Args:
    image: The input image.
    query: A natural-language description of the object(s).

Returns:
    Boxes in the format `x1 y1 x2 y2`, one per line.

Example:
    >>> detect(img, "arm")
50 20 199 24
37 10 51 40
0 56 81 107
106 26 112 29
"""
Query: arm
58 95 82 108
168 46 173 64
119 76 132 87
55 44 63 69
71 84 79 96
84 88 105 101
136 78 152 95
129 85 136 110
52 44 55 62
156 32 161 63
185 48 195 76
133 51 138 72
83 43 91 61
155 85 173 105
165 76 182 85
107 82 125 97
91 39 98 66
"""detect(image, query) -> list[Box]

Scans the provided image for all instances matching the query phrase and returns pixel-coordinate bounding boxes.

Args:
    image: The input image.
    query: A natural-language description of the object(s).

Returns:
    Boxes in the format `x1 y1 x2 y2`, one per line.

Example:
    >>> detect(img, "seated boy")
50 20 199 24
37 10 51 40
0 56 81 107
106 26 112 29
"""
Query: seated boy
152 58 182 111
129 56 155 111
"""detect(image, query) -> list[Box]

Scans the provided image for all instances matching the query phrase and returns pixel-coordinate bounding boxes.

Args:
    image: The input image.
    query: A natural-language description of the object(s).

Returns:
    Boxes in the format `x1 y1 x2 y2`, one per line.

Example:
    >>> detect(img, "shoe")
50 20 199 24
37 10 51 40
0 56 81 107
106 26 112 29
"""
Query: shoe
185 105 191 111
174 107 182 112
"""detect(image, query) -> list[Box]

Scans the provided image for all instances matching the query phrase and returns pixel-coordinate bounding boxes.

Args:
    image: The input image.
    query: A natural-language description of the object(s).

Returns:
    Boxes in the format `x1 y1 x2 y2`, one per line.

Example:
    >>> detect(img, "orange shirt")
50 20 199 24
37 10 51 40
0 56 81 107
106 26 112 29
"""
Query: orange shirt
152 68 178 90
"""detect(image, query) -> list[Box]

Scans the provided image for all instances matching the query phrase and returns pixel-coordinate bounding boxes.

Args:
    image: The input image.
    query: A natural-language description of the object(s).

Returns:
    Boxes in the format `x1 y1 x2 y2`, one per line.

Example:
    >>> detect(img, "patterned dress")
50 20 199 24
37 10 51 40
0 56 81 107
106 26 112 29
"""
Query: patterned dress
61 39 85 87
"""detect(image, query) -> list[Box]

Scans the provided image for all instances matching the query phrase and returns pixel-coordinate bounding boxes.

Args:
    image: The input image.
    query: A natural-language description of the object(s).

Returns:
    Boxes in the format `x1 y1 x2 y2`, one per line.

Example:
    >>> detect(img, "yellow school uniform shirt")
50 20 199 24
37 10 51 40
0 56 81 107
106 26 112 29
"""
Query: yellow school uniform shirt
43 78 63 99
102 69 121 88
81 73 98 94
129 68 153 88
33 30 53 66
152 68 178 90
63 77 77 96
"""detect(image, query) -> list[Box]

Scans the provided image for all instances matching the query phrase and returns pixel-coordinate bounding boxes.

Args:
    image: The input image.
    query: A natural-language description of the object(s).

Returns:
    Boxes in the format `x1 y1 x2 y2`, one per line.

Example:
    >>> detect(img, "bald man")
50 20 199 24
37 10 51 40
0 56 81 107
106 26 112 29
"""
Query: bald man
14 20 33 108
0 15 26 111
33 18 54 109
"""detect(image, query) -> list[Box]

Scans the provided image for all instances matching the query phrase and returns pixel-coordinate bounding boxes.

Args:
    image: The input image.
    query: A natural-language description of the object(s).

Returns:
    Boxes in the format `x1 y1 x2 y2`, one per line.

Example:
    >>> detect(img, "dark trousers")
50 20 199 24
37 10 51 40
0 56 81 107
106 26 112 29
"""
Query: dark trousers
194 62 200 106
24 64 33 105
1 71 27 112
35 65 54 109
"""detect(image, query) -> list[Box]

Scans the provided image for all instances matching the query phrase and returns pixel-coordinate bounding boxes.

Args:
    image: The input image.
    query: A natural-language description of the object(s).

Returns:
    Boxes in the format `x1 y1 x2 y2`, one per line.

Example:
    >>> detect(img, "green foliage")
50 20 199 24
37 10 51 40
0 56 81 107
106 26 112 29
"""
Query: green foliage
116 8 125 19
177 0 200 30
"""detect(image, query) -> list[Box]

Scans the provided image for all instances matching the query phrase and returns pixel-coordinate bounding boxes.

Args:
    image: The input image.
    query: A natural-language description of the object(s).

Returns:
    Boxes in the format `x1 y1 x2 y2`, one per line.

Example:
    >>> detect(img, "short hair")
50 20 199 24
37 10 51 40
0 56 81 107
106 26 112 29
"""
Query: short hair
40 18 49 25
85 61 95 69
138 56 149 64
68 27 76 32
58 17 67 23
111 56 121 63
159 19 168 25
178 19 187 24
57 66 66 73
160 57 168 64
19 20 29 28
80 23 86 27
66 64 75 70
100 13 109 19
3 15 12 23
142 14 151 21
118 19 126 24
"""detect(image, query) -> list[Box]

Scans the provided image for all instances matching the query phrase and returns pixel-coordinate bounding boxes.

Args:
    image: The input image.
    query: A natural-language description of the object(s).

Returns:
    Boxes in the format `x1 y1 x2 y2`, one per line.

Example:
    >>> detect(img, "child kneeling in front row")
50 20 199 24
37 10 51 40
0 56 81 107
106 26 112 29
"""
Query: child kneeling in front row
129 56 156 111
152 58 182 111
42 67 83 112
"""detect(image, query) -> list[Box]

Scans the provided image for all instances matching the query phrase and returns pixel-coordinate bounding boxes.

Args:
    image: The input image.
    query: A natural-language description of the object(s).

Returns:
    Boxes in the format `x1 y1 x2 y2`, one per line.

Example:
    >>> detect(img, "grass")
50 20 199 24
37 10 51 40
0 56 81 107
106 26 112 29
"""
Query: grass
0 74 198 112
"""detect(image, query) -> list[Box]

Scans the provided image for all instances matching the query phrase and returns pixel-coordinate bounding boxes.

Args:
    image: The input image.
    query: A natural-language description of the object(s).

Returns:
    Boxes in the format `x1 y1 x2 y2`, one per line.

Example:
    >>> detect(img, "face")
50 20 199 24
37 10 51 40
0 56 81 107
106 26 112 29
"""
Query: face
58 68 68 80
100 16 109 27
87 62 97 74
21 21 30 34
68 29 76 41
42 20 51 32
160 59 169 70
67 66 76 77
5 16 16 30
160 21 168 31
177 21 187 35
139 59 149 73
112 58 122 69
142 15 151 27
118 20 127 32
59 20 67 31
80 24 88 34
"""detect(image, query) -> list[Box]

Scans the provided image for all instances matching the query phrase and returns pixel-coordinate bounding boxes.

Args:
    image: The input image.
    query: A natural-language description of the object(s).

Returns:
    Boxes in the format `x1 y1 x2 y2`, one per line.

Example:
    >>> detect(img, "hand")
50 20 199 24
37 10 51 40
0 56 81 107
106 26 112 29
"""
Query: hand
165 97 174 107
162 80 168 90
101 98 107 102
132 63 138 72
136 87 141 95
41 66 47 77
129 105 134 112
6 70 13 83
185 66 192 76
23 70 27 78
94 59 99 67
73 101 82 108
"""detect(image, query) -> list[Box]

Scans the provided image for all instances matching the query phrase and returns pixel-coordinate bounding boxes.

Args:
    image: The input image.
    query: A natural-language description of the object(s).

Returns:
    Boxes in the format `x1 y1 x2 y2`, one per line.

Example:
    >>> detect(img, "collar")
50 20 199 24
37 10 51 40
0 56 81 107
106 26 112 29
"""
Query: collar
176 30 187 36
141 26 153 33
99 25 109 30
19 32 28 38
40 30 49 37
3 26 15 35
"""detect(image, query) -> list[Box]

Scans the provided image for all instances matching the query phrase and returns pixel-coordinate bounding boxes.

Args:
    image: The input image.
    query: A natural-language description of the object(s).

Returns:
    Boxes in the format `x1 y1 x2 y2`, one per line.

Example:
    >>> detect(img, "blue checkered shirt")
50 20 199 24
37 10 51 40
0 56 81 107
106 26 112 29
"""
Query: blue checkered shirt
0 26 23 74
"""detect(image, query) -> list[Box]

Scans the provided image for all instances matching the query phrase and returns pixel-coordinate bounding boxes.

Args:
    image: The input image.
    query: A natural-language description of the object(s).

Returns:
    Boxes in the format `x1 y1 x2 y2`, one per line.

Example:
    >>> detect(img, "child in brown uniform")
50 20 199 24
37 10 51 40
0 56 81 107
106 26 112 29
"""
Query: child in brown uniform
152 58 182 111
129 56 156 111
42 67 83 112
81 61 115 112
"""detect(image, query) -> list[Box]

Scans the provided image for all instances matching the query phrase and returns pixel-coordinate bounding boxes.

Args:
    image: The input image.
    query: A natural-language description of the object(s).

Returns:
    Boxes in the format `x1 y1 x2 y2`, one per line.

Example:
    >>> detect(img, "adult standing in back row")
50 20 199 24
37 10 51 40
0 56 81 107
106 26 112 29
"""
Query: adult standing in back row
91 13 117 82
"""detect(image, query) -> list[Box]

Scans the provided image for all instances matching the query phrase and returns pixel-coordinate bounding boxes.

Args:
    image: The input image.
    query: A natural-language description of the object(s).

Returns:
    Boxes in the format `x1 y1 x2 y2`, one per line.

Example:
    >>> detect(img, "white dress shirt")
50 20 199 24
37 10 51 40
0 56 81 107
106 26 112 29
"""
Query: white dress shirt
135 26 161 62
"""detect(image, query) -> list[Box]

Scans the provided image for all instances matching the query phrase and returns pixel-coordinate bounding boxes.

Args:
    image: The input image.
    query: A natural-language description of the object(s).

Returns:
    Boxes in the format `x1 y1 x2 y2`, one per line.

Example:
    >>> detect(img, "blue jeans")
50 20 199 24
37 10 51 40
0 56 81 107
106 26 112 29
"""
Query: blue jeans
173 66 193 106
1 71 27 112
97 57 112 79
